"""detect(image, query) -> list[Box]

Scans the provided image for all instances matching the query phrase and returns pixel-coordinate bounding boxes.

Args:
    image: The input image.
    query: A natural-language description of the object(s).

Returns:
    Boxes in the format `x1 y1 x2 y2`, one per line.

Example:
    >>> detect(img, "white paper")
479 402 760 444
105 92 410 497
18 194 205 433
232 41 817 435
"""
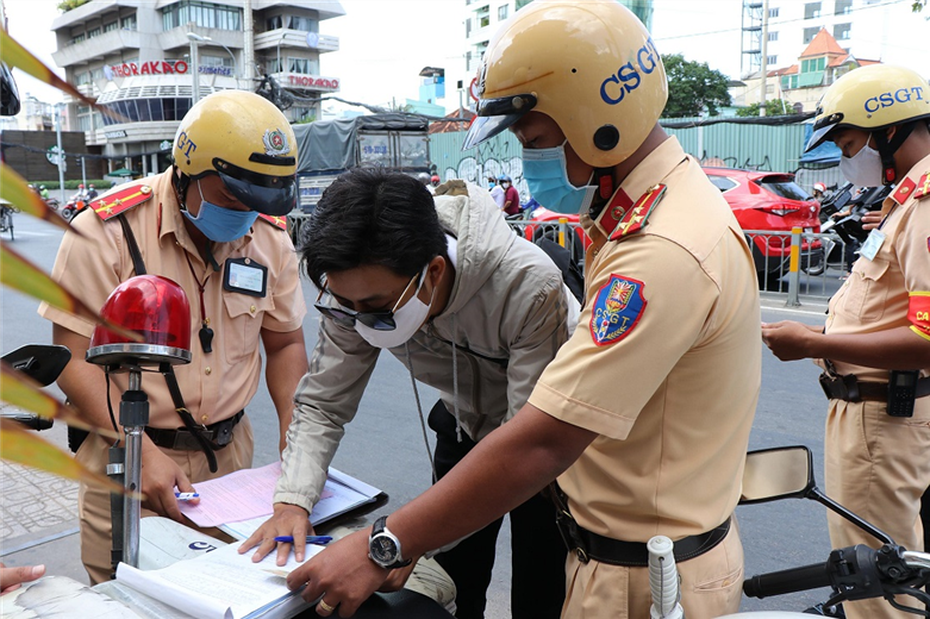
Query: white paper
116 542 321 619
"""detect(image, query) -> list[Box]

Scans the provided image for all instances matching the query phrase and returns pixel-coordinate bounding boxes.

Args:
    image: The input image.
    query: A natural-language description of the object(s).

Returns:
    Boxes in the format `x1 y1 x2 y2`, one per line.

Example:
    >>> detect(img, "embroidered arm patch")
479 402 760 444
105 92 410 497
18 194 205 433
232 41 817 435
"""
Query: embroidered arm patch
589 274 647 346
908 292 930 341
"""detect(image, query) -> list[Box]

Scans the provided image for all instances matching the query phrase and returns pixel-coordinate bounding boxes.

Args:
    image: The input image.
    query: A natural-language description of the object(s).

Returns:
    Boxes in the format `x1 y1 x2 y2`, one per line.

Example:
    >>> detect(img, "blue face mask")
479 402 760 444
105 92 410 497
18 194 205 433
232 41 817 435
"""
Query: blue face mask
522 142 597 214
183 180 259 243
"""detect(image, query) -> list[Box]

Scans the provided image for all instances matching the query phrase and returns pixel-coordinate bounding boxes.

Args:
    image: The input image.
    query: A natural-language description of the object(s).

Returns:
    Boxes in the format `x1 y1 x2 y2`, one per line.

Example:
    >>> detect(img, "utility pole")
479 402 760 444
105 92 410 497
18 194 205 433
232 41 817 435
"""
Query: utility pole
243 0 254 86
188 32 201 103
55 103 66 204
760 0 769 117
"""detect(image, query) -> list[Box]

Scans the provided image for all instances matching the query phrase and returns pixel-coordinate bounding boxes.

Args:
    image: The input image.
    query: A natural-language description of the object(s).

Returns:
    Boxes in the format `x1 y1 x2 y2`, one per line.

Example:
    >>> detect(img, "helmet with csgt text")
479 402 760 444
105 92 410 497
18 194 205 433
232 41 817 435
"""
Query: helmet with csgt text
173 90 298 216
464 0 668 168
805 65 930 153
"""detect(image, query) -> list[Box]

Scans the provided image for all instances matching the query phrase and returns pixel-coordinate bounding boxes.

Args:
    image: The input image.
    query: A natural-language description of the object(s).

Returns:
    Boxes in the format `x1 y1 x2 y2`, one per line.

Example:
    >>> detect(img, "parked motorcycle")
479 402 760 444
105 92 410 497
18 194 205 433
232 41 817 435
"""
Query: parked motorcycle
804 183 890 277
717 445 930 617
1 344 71 430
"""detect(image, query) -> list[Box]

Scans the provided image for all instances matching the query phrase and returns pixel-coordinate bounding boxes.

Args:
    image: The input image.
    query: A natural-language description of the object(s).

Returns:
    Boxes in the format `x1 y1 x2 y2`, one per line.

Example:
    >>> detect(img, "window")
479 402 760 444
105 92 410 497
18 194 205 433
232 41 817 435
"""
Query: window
265 57 284 73
288 57 319 75
768 31 778 42
804 2 821 19
516 0 532 9
768 7 779 18
477 5 489 28
803 26 819 43
201 54 233 69
706 175 739 192
160 2 241 32
833 22 851 40
289 15 318 32
498 5 508 20
75 71 91 85
767 55 777 66
266 15 283 30
87 27 101 38
71 33 86 44
121 14 136 30
103 21 118 33
834 0 852 14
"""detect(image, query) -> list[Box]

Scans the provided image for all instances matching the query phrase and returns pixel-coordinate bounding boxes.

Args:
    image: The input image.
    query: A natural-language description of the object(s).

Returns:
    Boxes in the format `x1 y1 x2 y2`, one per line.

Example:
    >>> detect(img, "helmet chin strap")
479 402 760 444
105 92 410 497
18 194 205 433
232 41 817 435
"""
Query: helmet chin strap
872 122 915 186
588 168 614 219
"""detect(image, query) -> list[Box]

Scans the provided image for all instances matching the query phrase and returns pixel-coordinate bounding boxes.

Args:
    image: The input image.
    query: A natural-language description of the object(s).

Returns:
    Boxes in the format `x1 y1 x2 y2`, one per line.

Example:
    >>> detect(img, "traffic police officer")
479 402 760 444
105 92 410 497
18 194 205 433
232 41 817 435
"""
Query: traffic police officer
39 91 308 584
284 3 761 617
763 64 930 619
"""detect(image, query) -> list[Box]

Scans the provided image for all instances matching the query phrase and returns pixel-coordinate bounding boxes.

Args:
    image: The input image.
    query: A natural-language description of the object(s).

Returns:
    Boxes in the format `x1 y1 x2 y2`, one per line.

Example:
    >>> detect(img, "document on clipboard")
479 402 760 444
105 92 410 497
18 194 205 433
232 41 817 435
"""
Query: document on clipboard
178 462 387 539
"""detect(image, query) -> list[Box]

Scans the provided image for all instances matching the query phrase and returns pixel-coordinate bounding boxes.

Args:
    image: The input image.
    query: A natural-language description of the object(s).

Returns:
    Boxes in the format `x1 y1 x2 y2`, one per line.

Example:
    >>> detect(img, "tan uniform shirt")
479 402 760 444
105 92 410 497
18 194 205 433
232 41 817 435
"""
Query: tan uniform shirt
528 137 761 541
38 169 306 427
822 153 930 380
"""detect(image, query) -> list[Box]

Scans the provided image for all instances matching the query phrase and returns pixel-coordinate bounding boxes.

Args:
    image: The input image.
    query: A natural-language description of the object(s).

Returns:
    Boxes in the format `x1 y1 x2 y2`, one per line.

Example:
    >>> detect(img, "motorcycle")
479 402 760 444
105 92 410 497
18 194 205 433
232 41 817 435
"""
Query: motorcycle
61 192 90 222
44 196 60 212
805 183 891 277
708 445 930 617
1 344 72 429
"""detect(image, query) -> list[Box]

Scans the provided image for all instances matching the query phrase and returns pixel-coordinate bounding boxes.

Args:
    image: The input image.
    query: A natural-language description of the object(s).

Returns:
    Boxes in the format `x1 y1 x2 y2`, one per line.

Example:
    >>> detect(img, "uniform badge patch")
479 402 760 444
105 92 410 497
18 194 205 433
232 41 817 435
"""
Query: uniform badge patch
262 129 289 156
589 274 647 347
908 292 930 341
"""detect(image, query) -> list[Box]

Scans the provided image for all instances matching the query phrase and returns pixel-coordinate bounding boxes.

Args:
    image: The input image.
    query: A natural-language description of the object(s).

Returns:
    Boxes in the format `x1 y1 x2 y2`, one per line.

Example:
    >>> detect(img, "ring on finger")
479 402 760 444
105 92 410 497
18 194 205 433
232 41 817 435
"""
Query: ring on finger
319 599 336 613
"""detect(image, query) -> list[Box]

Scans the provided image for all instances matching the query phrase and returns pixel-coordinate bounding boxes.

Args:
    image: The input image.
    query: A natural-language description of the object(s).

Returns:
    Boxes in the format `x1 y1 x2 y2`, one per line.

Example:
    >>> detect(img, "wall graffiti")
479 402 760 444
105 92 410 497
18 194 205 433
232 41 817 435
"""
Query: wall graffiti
432 132 530 201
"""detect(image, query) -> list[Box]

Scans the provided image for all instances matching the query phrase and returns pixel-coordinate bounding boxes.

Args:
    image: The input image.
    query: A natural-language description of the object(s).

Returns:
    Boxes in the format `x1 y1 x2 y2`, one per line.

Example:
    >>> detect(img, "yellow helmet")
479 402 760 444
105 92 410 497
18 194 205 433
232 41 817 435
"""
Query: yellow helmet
463 0 667 168
805 64 930 153
173 90 298 215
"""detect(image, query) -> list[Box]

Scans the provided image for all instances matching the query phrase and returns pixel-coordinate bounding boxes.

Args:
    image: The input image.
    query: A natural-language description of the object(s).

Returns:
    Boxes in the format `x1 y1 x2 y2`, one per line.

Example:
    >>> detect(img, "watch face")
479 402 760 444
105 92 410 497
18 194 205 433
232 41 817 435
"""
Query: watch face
370 534 399 564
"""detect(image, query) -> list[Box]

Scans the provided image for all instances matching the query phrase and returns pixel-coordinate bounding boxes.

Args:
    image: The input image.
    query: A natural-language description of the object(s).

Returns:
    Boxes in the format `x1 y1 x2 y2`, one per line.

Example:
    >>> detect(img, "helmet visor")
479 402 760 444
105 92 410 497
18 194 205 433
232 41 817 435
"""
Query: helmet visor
463 93 537 150
213 158 296 216
805 112 844 153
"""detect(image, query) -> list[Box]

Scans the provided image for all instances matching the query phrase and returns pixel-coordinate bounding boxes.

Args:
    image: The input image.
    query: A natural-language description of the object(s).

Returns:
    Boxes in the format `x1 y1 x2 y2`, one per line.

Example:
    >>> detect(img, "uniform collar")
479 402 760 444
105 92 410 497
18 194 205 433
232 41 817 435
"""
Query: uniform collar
888 152 930 207
590 136 686 238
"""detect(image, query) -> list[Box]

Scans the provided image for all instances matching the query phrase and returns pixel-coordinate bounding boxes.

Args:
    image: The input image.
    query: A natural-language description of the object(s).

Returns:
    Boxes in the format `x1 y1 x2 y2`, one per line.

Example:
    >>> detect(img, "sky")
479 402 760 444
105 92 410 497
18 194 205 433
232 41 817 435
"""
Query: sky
1 0 926 116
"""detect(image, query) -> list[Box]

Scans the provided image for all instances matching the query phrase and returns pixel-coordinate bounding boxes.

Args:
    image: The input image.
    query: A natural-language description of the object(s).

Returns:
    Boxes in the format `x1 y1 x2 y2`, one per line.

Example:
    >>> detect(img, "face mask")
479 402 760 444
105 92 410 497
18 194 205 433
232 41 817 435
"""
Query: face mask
183 180 259 242
839 141 884 188
522 142 597 214
354 265 435 348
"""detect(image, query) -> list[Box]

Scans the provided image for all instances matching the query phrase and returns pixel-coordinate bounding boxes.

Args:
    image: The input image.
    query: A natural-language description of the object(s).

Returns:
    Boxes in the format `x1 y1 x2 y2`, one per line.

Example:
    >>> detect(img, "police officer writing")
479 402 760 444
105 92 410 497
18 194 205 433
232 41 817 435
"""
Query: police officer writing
284 3 761 617
39 91 308 584
762 65 930 619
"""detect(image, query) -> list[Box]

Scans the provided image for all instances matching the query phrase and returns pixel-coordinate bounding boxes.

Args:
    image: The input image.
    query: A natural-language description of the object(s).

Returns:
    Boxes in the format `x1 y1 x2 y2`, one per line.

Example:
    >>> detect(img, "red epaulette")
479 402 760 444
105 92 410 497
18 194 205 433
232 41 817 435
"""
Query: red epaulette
608 184 667 241
912 172 930 202
91 184 154 221
892 172 930 204
258 213 288 230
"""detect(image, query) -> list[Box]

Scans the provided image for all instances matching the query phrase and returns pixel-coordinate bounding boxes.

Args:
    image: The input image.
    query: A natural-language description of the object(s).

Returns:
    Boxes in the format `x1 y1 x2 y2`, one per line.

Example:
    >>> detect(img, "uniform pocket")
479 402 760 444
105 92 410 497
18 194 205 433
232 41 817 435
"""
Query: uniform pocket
223 293 274 363
843 259 889 322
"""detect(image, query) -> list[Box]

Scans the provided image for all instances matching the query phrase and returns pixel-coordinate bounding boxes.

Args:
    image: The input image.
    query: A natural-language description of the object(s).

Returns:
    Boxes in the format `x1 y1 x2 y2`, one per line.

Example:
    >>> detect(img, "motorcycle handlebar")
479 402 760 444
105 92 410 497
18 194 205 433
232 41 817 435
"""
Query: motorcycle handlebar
744 561 833 598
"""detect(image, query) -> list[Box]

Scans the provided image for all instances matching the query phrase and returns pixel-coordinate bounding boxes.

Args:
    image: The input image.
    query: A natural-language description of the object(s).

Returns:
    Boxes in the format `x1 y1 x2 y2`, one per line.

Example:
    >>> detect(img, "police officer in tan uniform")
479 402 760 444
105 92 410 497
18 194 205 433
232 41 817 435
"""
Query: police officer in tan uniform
763 65 930 619
39 91 308 584
283 3 761 617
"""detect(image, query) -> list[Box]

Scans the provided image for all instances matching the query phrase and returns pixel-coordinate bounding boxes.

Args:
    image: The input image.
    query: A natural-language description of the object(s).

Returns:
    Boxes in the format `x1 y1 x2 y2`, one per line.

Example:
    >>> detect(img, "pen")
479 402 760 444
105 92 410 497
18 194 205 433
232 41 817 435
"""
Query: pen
175 492 199 500
274 535 333 545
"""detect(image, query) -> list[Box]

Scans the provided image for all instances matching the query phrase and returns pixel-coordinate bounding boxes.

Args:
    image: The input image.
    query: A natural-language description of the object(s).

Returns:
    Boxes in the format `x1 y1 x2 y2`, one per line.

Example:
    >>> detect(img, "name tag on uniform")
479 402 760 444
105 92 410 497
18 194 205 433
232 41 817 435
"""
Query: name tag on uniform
224 257 267 297
859 229 886 261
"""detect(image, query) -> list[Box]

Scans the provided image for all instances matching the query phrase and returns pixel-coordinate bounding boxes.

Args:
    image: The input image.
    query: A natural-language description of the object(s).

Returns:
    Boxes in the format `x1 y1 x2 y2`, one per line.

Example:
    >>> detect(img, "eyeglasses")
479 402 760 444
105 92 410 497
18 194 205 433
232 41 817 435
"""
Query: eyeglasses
314 268 424 332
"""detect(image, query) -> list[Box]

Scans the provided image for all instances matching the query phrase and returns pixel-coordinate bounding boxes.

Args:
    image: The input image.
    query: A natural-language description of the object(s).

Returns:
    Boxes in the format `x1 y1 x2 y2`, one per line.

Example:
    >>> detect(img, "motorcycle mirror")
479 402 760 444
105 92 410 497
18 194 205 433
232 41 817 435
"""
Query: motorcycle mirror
2 344 72 387
740 445 814 504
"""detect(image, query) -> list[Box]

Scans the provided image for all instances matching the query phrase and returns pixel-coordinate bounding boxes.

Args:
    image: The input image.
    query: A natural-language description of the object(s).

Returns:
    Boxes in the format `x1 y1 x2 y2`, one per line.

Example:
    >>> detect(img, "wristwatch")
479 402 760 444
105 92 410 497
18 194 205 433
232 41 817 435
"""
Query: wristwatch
368 516 412 569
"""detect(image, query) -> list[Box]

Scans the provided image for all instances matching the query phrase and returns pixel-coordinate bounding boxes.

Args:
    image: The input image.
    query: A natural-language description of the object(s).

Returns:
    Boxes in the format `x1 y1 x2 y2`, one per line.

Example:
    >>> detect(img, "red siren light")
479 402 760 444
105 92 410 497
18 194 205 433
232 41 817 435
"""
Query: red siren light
87 275 192 367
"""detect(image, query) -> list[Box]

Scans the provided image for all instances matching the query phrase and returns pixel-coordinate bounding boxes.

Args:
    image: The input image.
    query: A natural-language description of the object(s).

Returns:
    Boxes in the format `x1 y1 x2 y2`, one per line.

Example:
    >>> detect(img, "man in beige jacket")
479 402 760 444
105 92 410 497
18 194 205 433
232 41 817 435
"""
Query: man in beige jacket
242 168 579 619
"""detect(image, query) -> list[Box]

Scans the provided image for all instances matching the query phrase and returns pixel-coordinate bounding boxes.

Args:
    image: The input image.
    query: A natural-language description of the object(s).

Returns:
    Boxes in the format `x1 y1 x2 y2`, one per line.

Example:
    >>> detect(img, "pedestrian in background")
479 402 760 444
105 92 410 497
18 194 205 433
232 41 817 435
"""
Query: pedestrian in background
488 175 505 209
500 174 520 215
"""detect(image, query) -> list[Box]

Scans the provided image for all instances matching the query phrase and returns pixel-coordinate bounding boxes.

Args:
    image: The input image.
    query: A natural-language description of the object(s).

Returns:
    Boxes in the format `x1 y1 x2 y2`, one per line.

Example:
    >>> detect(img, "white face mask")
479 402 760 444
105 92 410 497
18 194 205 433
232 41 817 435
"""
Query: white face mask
354 265 434 348
839 141 884 188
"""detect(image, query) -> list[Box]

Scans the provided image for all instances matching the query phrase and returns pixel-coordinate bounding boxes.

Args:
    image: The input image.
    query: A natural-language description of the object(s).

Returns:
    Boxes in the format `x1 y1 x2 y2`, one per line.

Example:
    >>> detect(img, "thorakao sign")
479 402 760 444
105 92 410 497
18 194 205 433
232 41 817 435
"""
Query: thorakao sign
104 61 234 80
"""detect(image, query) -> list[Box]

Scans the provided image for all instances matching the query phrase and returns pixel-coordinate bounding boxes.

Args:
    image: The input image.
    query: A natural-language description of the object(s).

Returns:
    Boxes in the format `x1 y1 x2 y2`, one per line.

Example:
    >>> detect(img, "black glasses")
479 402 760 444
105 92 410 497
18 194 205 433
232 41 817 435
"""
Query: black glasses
314 269 422 332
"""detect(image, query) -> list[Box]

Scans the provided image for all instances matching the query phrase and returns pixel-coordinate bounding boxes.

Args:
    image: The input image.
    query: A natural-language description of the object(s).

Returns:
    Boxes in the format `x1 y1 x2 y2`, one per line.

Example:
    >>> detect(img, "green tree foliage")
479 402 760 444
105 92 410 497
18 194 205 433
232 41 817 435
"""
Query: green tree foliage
736 98 795 117
913 1 927 12
661 54 732 118
58 0 90 11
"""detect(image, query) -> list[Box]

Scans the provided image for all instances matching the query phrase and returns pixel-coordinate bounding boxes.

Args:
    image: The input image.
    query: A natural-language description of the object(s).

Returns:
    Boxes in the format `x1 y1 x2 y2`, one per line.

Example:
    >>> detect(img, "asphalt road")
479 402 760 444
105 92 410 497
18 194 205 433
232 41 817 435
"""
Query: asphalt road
1 212 850 616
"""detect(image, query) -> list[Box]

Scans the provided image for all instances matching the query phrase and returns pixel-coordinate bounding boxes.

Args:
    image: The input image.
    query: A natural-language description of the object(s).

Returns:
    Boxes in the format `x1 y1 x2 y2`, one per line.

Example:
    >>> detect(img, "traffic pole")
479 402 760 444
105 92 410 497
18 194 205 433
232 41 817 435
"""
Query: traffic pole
786 227 801 307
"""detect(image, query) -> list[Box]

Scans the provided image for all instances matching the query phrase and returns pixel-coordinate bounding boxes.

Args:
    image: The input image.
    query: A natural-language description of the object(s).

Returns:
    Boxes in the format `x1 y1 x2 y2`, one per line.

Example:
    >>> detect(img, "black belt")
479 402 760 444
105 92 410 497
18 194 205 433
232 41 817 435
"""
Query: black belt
145 410 244 451
819 373 930 403
572 519 731 567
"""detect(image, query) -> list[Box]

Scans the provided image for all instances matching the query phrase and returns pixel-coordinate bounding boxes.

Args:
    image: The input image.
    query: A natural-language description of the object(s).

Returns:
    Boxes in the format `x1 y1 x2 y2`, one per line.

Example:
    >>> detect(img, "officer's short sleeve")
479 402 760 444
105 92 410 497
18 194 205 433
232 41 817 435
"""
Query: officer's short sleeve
527 235 718 440
37 211 124 338
896 199 930 340
260 231 307 333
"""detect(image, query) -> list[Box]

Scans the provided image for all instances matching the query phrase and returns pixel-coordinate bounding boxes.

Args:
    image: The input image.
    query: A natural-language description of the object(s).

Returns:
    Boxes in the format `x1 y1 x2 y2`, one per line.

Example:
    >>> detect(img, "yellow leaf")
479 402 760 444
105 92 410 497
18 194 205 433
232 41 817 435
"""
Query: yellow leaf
0 419 130 494
0 244 142 341
0 165 72 232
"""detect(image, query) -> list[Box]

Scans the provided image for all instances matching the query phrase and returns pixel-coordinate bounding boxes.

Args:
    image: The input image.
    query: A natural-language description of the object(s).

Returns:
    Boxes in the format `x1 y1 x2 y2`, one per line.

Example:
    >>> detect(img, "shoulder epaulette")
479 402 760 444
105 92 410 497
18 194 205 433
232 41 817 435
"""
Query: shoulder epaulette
892 172 930 204
258 213 288 230
608 184 666 241
911 172 930 201
91 184 154 221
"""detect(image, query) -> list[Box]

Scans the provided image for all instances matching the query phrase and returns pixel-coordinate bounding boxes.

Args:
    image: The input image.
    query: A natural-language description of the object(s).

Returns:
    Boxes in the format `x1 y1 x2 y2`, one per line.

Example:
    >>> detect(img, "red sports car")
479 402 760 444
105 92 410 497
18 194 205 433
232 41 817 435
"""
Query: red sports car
519 167 822 286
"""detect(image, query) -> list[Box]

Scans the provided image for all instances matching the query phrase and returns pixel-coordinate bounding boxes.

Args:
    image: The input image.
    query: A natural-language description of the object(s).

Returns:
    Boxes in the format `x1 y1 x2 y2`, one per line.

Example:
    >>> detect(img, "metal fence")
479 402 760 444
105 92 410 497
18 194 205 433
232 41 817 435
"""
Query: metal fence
504 217 848 306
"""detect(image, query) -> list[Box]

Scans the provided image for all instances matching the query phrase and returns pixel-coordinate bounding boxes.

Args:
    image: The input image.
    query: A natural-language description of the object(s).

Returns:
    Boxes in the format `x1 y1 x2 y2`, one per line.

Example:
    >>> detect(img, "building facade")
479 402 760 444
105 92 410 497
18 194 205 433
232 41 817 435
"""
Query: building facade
51 0 344 176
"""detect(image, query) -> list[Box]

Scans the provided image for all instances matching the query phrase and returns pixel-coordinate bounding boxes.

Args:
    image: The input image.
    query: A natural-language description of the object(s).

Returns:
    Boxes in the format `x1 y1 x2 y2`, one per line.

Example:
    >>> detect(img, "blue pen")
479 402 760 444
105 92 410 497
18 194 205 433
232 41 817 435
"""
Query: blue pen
274 535 333 545
175 492 199 501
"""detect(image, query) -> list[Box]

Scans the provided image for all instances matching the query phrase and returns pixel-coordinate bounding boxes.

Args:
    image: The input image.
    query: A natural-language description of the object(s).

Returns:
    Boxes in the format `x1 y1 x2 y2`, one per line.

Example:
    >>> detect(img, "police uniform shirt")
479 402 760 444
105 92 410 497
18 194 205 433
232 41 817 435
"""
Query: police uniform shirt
821 152 930 381
527 137 761 541
39 169 307 427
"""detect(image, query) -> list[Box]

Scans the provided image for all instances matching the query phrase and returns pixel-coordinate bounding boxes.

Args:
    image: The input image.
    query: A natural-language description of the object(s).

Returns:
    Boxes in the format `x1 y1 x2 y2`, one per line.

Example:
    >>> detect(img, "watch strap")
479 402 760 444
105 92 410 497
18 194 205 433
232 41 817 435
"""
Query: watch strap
369 515 412 569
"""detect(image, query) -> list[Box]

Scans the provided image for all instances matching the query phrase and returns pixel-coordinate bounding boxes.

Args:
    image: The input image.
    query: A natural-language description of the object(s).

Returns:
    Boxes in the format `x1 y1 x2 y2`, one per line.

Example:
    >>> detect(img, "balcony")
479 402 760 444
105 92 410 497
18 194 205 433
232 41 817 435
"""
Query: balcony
159 27 244 53
253 29 339 53
52 28 141 68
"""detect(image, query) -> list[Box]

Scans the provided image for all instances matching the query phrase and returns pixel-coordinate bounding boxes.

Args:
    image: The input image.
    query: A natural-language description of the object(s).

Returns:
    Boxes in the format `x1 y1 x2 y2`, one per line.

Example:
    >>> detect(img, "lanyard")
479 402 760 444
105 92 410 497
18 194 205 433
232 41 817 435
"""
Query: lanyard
184 251 214 354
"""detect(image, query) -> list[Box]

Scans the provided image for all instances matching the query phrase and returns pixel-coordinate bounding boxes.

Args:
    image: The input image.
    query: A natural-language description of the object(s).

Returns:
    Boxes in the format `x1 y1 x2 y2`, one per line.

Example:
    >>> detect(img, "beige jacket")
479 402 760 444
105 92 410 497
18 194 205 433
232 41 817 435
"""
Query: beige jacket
275 181 578 512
